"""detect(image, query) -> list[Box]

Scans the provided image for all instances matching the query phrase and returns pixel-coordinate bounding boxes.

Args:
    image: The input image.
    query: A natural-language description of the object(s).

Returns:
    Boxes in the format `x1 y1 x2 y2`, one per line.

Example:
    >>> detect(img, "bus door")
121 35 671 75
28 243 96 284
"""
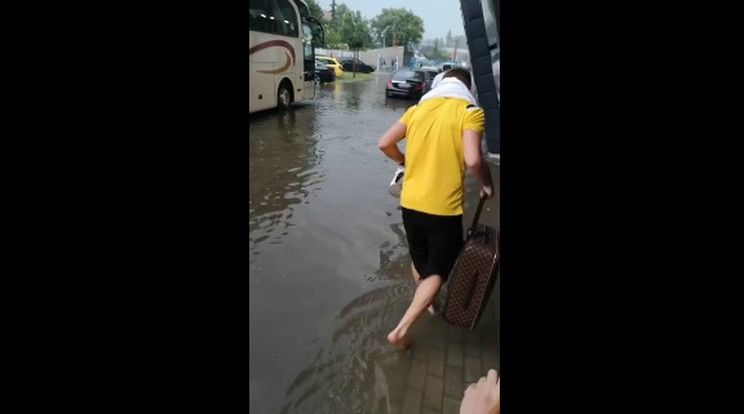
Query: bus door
301 23 315 99
301 17 324 99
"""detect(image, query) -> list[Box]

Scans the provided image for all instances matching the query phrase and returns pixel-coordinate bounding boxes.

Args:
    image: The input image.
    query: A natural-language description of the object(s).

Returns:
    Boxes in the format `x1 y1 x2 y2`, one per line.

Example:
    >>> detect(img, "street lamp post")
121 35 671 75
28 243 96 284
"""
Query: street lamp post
381 23 398 48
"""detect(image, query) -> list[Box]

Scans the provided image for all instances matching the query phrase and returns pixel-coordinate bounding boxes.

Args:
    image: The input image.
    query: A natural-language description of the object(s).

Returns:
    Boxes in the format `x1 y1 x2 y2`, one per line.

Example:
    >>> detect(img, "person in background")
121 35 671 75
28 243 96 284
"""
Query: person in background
431 64 453 89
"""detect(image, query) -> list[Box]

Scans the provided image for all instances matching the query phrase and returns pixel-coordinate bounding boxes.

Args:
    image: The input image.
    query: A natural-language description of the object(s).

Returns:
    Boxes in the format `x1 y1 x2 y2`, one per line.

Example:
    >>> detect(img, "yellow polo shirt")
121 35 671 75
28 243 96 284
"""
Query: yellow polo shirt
398 97 485 216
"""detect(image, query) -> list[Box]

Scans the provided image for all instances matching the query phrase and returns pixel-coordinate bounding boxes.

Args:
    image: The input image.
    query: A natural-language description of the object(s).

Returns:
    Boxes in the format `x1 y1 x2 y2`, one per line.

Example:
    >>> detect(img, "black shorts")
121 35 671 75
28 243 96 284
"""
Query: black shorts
402 207 463 282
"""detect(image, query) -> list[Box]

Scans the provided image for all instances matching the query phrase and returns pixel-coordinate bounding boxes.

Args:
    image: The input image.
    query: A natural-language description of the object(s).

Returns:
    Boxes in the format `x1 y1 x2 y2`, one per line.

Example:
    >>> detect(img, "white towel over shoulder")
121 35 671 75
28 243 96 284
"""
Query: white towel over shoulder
419 77 478 106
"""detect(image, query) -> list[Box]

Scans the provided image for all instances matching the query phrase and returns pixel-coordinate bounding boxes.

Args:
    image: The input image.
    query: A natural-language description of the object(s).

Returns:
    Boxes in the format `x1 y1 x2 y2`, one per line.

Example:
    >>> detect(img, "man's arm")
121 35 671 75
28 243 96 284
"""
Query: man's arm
463 129 493 196
377 122 407 165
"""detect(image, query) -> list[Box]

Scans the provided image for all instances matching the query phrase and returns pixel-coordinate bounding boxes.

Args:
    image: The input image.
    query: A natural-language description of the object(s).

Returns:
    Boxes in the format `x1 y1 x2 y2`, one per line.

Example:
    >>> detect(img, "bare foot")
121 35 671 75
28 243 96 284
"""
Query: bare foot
387 330 411 350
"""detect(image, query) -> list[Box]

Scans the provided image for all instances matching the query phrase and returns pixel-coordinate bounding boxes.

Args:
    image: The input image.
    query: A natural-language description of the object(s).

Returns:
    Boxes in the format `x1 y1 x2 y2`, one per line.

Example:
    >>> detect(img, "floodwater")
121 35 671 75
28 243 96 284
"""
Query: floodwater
249 74 500 414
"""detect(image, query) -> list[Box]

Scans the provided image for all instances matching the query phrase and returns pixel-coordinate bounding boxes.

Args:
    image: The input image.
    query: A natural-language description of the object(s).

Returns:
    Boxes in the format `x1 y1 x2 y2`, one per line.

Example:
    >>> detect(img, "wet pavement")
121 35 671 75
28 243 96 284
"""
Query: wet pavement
249 74 500 414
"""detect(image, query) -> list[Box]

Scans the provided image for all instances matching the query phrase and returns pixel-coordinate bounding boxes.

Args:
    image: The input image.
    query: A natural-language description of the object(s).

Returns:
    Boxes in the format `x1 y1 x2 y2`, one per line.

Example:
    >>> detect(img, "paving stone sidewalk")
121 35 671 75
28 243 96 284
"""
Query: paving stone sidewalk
388 159 500 414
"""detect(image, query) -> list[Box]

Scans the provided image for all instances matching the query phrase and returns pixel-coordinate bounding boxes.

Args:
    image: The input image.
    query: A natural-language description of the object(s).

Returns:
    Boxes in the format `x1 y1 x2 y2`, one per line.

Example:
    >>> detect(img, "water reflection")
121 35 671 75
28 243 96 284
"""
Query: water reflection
383 96 417 112
249 107 322 252
333 79 343 101
279 230 415 414
279 217 500 414
342 83 364 111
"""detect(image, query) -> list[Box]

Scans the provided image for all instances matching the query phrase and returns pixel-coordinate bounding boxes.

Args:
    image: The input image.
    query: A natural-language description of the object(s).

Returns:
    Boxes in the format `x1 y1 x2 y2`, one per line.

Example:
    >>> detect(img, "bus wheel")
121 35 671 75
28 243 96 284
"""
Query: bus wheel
277 81 292 109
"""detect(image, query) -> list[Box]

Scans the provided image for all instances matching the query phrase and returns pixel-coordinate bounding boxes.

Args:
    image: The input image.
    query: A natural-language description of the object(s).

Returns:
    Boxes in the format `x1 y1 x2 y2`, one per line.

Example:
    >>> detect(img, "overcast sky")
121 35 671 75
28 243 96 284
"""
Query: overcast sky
317 0 465 40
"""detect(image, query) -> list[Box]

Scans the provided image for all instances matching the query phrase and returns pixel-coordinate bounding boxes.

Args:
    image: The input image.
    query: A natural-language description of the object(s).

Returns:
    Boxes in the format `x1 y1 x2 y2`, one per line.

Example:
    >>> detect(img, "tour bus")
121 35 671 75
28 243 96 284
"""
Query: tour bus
249 0 325 113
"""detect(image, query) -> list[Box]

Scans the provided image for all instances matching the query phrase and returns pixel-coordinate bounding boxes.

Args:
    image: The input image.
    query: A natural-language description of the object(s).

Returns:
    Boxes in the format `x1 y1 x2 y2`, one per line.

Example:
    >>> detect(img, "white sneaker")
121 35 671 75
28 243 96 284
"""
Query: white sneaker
389 166 405 197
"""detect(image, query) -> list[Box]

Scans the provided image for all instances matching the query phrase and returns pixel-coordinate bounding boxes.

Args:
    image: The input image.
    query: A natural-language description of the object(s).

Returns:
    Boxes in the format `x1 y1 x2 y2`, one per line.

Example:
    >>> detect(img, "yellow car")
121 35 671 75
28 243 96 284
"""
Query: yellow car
316 56 344 78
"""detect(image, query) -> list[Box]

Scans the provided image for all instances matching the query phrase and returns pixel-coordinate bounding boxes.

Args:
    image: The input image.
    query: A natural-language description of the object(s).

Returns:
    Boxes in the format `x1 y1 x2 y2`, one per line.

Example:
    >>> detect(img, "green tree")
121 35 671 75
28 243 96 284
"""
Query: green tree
339 10 373 76
331 3 351 26
304 0 324 22
323 3 351 49
324 27 344 49
370 8 424 55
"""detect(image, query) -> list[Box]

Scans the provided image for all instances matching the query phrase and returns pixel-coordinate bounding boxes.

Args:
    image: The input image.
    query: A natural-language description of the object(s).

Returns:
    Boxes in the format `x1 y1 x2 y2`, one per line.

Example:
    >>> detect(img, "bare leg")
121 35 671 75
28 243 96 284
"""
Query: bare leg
410 263 436 314
387 275 443 349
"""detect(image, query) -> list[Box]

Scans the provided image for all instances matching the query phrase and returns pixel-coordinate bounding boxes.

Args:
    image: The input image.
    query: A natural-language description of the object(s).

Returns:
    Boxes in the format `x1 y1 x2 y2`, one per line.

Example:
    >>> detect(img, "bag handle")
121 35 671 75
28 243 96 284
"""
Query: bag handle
469 196 487 233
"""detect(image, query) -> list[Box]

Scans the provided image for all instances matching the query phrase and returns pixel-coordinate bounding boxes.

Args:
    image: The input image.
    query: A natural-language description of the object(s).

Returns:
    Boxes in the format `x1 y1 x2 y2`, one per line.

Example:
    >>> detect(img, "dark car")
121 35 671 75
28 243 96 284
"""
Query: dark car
340 58 375 73
314 60 335 83
385 69 438 99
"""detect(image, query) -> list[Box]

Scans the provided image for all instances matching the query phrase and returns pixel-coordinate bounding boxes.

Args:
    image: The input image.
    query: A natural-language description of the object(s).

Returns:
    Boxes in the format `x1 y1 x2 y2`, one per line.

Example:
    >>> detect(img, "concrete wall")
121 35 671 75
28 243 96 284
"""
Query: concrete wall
315 46 405 71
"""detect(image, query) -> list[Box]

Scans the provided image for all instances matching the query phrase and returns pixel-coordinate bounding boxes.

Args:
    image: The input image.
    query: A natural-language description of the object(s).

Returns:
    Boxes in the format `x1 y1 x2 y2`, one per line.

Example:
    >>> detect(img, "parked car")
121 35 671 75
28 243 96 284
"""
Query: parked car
385 69 438 99
315 60 335 83
339 58 375 73
316 55 344 78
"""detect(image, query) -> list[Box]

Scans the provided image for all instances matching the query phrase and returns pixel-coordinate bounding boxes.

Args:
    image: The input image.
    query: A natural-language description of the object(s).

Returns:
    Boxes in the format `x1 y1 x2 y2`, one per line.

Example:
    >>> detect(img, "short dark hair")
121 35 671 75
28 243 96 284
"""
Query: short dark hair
442 67 472 90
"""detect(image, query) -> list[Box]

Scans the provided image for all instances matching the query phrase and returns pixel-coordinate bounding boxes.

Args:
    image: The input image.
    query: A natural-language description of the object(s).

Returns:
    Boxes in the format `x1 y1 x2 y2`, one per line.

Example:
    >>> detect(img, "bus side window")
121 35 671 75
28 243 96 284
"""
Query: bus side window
274 0 298 37
250 0 270 33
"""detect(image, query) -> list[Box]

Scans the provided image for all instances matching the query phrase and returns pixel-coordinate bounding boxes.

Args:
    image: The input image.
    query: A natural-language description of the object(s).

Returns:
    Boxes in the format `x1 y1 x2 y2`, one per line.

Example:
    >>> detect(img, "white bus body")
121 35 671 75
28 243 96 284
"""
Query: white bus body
249 0 324 113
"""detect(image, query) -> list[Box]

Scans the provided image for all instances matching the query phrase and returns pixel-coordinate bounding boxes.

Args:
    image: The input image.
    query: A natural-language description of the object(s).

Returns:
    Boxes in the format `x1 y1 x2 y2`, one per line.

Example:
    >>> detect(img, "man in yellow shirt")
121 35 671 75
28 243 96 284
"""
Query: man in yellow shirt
378 68 494 349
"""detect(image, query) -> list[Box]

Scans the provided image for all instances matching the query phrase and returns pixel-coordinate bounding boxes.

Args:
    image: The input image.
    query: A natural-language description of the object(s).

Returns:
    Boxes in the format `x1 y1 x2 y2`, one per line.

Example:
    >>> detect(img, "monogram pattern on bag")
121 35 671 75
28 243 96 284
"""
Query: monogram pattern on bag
444 226 498 329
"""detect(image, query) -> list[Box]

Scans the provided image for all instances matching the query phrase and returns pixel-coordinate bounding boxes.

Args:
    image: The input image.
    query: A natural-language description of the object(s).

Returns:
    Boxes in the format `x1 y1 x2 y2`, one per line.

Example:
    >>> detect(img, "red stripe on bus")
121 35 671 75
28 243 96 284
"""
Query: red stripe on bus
257 51 293 74
248 40 296 65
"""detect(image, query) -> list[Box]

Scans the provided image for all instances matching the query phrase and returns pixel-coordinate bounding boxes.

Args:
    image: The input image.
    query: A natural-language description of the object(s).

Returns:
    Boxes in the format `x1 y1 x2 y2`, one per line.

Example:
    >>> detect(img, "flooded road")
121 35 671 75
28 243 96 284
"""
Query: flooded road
249 75 500 414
